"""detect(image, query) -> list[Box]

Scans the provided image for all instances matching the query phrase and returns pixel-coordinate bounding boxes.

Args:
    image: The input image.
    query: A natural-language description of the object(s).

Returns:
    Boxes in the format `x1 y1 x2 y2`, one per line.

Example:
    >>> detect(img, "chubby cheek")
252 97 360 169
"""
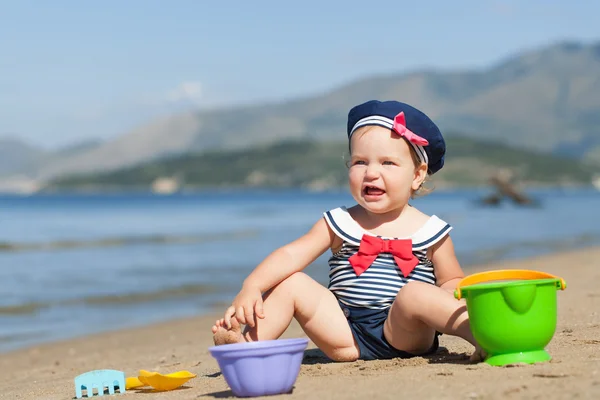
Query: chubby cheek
348 169 363 194
393 174 416 196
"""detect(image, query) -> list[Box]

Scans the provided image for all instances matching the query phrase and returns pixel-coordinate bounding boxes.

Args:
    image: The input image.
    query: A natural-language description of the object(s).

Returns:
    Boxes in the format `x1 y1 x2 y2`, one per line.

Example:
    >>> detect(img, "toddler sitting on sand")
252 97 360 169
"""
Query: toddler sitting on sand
212 100 484 362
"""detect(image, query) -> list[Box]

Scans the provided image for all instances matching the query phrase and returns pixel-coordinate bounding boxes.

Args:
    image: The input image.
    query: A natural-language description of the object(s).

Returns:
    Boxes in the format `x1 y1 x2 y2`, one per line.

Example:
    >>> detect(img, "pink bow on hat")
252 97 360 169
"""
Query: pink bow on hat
393 112 429 146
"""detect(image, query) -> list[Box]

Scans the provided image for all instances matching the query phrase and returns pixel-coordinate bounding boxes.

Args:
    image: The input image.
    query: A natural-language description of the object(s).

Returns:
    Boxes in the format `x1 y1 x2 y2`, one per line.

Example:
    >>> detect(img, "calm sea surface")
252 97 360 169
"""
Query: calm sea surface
1 188 599 352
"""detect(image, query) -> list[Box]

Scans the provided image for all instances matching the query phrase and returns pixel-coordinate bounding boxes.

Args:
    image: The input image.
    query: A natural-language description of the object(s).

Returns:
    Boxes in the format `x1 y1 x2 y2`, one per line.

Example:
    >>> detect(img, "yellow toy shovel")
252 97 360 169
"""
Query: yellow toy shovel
125 370 197 391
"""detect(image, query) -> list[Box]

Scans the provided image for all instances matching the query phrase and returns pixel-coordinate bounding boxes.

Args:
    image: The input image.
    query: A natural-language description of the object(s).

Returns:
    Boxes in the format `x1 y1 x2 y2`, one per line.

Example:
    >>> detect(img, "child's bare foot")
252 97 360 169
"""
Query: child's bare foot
469 345 487 363
212 316 245 345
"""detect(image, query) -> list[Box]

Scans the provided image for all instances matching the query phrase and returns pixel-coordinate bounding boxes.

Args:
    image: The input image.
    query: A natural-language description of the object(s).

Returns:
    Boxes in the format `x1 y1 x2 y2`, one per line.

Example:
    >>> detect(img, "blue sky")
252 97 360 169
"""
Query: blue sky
1 0 599 149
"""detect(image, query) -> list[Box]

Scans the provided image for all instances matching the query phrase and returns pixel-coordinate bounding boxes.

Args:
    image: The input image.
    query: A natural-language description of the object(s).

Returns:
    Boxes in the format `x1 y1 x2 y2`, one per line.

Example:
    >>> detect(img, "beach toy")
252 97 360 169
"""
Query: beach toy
455 269 567 366
209 338 309 397
125 376 145 389
74 369 125 398
136 369 197 391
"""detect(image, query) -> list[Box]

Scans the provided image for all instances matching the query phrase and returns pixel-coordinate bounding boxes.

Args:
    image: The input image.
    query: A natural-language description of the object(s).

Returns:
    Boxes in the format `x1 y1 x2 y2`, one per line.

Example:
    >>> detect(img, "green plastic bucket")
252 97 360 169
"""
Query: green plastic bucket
455 270 567 366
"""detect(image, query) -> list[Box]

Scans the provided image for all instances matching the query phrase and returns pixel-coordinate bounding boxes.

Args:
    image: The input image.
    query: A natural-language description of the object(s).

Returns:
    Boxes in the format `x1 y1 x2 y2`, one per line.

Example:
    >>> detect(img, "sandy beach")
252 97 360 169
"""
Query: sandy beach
1 247 599 400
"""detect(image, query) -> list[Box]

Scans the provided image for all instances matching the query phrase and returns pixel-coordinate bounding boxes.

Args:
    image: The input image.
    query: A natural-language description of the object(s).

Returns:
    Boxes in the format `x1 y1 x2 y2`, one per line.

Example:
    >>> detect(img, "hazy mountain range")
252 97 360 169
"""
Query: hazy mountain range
2 40 600 183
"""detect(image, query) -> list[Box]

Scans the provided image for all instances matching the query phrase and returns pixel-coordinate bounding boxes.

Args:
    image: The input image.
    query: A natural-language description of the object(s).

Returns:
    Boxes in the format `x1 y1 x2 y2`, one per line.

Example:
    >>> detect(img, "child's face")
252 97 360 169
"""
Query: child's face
348 126 427 215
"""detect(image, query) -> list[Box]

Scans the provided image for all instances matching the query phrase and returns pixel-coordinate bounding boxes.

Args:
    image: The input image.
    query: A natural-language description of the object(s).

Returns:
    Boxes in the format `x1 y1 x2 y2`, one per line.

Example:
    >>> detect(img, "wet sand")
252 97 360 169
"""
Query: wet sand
1 247 599 400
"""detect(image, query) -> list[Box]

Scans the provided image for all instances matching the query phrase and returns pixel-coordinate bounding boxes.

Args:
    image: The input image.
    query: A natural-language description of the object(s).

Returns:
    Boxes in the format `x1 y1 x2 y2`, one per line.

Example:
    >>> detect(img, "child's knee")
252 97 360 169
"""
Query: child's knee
396 281 429 301
271 272 309 293
392 281 433 313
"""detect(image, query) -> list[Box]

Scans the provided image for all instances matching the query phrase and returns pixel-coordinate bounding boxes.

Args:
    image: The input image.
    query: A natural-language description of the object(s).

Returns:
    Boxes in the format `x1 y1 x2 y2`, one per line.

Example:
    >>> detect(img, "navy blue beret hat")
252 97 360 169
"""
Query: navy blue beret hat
347 100 446 175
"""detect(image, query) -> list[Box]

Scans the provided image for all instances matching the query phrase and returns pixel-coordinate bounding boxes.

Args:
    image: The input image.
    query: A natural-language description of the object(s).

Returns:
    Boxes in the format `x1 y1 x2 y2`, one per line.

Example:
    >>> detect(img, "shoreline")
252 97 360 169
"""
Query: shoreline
2 184 598 196
0 246 599 399
2 238 599 355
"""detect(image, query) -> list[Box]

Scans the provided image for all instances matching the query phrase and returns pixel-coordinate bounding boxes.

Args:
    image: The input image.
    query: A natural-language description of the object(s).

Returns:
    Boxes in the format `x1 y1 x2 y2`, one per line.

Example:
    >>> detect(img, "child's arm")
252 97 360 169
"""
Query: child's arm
243 217 335 291
430 235 465 293
224 217 336 327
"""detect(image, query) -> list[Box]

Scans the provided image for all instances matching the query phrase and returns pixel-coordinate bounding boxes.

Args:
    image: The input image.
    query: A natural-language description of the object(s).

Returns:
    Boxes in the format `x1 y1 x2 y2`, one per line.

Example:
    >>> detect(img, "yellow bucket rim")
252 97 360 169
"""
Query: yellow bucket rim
455 269 566 300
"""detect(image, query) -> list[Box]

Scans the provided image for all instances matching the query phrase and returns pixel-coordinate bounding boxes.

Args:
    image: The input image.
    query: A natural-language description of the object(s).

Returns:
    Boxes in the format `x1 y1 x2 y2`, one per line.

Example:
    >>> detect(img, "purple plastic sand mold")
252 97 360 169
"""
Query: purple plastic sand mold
209 338 309 397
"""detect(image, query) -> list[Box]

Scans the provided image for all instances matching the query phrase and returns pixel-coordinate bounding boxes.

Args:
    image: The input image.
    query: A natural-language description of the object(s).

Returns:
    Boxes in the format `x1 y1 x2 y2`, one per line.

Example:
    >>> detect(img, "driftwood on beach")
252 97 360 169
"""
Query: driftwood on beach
481 169 534 206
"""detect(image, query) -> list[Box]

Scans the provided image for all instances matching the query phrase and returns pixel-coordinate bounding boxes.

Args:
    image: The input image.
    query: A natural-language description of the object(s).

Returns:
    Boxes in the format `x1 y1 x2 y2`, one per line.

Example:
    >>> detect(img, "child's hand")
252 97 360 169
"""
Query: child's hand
224 284 265 328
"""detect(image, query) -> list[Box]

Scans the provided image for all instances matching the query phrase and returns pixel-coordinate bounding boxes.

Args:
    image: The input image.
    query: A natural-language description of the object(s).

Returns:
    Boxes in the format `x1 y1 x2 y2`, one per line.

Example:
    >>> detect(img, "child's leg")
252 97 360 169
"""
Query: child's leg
384 281 478 355
212 272 359 362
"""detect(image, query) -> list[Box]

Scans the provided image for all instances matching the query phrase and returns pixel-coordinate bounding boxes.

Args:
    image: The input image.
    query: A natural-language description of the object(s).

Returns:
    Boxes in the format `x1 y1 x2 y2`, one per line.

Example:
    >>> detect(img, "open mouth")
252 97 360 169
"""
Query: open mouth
363 186 386 196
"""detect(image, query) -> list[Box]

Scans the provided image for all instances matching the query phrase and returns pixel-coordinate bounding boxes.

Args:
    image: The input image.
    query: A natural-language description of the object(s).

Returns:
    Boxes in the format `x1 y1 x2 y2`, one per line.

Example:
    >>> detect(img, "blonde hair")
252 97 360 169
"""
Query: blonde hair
345 125 434 198
408 144 434 198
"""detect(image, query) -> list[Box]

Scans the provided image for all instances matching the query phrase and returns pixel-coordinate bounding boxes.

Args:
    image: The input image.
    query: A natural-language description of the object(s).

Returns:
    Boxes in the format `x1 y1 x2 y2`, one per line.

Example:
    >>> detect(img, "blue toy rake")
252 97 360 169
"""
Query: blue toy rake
74 369 126 398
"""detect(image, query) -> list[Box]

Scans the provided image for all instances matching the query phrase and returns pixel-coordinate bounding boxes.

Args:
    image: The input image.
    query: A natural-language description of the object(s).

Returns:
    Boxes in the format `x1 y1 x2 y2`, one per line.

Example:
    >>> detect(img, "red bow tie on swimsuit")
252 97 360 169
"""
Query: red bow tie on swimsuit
348 235 418 277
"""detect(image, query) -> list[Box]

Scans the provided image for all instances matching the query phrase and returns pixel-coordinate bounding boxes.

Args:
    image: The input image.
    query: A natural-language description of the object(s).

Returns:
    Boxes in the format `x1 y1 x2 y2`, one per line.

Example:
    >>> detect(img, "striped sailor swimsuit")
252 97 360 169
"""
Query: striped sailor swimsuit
323 206 453 360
